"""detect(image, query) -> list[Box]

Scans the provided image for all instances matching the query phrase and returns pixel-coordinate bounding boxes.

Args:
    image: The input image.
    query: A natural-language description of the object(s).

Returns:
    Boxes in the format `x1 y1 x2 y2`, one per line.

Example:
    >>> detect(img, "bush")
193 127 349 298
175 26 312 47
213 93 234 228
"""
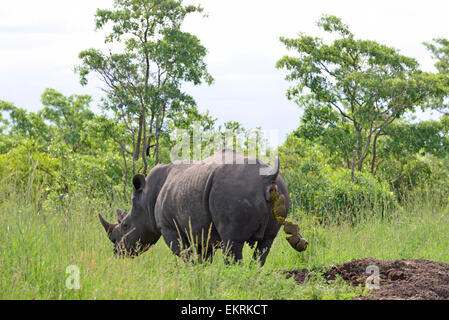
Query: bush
0 139 125 208
284 166 397 223
0 140 59 201
279 135 398 223
385 153 449 206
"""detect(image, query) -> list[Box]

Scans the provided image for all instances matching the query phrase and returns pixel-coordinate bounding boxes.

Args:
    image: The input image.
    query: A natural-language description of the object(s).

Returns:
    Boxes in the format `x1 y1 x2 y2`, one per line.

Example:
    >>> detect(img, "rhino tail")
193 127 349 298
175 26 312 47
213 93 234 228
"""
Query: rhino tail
268 156 280 182
263 157 280 202
261 157 309 253
264 178 309 253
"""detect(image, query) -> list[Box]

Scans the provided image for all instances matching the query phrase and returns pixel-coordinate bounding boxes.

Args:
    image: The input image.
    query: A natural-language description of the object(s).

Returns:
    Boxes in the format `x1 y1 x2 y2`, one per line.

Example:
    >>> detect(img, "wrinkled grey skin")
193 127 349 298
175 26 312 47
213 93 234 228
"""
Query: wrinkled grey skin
99 149 289 265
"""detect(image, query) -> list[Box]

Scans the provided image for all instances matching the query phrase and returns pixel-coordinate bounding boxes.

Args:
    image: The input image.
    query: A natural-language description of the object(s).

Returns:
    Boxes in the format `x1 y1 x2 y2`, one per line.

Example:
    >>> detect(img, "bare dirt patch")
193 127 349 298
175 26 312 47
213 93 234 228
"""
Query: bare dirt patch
286 257 449 300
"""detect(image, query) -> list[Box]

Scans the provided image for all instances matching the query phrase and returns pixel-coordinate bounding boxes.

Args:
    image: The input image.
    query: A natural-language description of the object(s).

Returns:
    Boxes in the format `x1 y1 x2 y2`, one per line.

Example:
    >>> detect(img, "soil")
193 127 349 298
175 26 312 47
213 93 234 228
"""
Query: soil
285 257 449 300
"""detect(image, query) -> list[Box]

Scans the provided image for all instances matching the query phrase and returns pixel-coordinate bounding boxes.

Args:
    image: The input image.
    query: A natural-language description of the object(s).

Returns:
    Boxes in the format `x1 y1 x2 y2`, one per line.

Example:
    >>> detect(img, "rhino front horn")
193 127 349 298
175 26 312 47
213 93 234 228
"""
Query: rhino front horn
98 214 117 239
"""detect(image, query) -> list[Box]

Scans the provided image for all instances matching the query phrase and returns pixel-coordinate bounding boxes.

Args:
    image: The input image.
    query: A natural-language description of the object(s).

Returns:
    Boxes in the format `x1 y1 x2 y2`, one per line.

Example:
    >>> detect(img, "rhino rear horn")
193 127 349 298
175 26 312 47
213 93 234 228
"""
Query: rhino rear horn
99 214 117 239
116 209 126 223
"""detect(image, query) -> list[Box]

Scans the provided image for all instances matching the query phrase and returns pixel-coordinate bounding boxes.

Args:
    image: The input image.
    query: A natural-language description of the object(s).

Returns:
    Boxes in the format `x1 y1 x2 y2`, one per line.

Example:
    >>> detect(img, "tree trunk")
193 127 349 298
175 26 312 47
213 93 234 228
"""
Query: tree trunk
121 148 128 201
146 113 155 157
141 107 148 174
154 113 160 165
370 132 380 175
134 114 144 161
351 150 356 182
154 86 168 165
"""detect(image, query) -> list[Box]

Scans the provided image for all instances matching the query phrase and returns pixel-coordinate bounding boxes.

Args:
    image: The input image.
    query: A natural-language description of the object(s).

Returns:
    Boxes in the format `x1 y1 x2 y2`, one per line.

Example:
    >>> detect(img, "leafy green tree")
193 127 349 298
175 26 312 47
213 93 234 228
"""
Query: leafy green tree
277 15 449 181
381 120 449 158
1 89 128 202
294 104 356 168
278 133 397 223
76 0 213 174
370 118 449 194
424 38 449 114
40 89 95 153
425 38 449 74
0 101 49 143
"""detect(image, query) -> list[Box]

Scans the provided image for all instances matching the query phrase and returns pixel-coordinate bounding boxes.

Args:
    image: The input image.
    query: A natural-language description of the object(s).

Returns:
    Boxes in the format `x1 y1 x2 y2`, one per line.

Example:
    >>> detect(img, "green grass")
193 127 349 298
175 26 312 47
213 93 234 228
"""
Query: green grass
1 178 448 300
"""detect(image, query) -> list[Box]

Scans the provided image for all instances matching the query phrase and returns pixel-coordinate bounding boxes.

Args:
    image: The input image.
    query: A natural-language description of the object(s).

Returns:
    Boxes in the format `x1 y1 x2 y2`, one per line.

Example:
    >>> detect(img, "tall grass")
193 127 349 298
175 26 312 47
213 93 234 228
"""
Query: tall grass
1 171 448 300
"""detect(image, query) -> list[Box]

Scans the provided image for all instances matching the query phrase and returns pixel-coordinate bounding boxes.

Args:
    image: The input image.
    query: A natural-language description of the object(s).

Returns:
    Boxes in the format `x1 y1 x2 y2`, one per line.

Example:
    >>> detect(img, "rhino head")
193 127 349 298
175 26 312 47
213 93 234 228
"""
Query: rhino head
99 173 161 258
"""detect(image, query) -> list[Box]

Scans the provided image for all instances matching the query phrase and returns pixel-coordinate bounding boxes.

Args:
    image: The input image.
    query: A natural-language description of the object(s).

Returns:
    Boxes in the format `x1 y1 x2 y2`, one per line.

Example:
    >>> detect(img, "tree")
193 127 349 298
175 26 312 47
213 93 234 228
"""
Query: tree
424 38 449 114
0 101 49 143
425 38 449 74
40 88 95 153
294 103 356 169
1 90 124 201
76 0 213 174
277 15 449 181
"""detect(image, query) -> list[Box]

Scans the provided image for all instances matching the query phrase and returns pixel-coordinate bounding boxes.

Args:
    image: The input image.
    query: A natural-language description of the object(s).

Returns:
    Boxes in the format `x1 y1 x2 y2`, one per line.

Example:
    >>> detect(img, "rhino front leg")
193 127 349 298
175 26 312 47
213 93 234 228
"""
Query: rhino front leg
222 239 244 264
252 239 274 266
163 228 217 263
161 229 185 257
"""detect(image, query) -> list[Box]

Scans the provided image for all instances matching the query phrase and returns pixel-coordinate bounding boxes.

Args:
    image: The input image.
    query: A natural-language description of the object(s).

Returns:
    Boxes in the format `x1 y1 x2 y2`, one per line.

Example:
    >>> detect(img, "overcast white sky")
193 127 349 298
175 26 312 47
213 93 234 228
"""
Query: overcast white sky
1 0 448 142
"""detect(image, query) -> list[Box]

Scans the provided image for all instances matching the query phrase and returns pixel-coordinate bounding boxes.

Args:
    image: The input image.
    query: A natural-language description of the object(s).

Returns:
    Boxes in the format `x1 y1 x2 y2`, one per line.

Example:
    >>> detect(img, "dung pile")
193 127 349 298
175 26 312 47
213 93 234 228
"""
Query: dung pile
286 257 449 300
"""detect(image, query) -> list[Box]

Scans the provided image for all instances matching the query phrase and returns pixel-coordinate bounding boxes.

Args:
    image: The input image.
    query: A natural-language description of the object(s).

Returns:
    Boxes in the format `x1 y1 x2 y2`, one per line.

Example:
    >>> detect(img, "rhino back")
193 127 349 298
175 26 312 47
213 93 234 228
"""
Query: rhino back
154 163 217 238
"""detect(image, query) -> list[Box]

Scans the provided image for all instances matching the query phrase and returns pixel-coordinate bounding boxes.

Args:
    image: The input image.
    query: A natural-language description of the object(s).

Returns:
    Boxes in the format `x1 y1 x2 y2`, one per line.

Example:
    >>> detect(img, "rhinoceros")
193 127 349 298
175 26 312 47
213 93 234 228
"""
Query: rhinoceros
99 149 306 265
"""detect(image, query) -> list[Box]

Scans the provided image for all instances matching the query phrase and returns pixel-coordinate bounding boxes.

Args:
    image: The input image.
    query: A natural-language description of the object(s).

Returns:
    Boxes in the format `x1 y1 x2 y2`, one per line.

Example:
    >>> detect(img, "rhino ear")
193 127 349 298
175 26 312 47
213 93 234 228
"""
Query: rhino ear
132 174 146 193
116 209 126 223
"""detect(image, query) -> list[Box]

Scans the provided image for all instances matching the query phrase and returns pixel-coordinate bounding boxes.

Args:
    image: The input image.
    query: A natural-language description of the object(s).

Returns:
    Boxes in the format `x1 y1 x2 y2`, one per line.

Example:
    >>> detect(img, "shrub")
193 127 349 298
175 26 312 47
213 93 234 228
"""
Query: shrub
279 134 398 223
0 139 125 207
0 140 59 198
284 167 397 223
386 153 449 206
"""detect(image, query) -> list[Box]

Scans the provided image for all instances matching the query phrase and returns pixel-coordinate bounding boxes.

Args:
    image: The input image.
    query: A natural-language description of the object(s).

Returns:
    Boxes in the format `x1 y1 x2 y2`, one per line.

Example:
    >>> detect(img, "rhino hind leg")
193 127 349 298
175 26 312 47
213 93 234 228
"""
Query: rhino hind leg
222 239 244 264
190 243 215 263
252 239 274 266
161 229 184 257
